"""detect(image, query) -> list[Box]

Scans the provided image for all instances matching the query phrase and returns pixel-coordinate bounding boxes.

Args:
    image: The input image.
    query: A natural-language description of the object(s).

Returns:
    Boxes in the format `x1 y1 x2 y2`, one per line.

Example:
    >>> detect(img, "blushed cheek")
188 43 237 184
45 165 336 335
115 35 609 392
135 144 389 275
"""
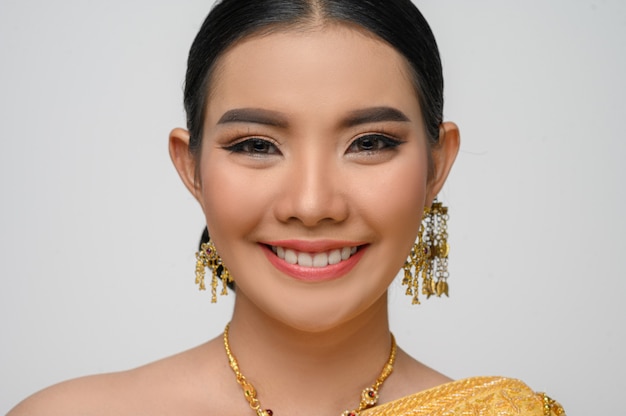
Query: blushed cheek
364 162 427 242
200 160 275 244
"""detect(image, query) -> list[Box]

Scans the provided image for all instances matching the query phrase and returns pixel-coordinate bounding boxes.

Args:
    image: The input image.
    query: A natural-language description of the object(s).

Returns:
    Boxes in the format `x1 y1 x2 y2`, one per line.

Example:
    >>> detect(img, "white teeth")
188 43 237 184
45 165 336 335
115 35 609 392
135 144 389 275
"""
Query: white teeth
313 252 328 268
272 245 359 268
298 252 313 267
284 249 298 265
328 249 341 265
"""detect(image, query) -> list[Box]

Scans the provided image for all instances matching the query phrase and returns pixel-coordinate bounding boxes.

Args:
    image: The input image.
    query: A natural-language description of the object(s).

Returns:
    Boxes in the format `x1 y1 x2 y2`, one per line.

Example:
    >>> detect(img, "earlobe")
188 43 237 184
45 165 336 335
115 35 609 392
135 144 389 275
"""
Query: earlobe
169 127 202 201
427 121 460 202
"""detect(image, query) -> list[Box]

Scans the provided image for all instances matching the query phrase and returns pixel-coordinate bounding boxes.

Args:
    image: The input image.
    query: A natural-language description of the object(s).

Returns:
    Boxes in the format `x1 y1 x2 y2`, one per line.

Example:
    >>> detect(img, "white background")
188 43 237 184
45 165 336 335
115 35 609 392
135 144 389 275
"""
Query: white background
1 1 624 414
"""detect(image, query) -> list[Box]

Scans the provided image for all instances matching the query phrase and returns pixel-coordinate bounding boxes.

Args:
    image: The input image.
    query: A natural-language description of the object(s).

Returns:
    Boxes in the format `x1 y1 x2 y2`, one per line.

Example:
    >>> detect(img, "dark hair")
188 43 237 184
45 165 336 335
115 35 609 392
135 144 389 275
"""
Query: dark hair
188 0 444 273
184 0 443 157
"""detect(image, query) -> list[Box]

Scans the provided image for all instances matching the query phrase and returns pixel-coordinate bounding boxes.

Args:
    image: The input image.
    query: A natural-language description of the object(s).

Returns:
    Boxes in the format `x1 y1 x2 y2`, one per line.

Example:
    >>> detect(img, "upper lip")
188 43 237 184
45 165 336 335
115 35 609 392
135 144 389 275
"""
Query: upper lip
260 239 366 253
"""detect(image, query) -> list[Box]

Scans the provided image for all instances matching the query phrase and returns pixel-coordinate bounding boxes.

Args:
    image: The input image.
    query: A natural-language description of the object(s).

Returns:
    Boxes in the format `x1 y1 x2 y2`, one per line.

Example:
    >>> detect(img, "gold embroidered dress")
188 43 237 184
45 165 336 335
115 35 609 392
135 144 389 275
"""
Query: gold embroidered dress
361 377 565 415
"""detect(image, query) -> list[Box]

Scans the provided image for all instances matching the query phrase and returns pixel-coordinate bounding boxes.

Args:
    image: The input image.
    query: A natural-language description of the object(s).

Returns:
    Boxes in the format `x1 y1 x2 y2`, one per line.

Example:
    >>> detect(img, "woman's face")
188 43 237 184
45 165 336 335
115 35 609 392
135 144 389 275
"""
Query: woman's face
182 25 451 331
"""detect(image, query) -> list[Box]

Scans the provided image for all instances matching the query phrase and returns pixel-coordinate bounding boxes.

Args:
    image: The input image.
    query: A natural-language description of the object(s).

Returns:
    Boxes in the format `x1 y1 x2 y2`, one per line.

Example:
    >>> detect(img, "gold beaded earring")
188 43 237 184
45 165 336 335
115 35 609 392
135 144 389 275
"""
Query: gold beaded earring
402 198 450 305
195 239 233 303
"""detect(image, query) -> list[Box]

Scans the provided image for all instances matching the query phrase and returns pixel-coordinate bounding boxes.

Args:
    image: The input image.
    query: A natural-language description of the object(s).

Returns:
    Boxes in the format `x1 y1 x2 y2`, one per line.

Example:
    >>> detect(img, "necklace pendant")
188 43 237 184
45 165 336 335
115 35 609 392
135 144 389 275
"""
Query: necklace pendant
224 324 396 416
361 386 379 406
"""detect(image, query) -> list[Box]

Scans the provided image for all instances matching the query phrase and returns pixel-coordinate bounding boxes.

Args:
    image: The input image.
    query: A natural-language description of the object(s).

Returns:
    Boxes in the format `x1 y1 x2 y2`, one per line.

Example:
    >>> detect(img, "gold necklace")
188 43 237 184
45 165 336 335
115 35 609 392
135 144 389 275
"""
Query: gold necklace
223 323 397 416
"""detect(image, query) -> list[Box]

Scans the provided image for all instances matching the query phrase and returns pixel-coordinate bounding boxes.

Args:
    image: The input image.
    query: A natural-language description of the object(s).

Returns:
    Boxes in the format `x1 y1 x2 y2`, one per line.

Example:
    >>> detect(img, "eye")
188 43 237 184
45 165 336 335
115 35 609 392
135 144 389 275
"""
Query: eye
224 138 281 156
347 134 402 153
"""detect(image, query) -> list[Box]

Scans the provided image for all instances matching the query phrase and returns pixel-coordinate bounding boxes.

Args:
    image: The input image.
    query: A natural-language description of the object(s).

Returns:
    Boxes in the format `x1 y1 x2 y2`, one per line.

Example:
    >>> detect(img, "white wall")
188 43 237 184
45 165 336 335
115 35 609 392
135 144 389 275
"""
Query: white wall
1 1 624 413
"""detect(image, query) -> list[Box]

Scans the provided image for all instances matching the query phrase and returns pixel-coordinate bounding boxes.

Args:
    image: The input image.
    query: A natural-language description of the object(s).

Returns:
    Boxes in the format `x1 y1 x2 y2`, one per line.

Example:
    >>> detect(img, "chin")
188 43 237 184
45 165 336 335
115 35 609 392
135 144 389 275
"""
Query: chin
252 287 387 335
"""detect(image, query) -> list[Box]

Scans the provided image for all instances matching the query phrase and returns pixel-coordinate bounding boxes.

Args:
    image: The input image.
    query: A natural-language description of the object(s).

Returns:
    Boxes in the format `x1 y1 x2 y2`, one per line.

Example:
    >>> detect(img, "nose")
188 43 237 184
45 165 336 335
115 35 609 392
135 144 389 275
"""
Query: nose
273 153 350 228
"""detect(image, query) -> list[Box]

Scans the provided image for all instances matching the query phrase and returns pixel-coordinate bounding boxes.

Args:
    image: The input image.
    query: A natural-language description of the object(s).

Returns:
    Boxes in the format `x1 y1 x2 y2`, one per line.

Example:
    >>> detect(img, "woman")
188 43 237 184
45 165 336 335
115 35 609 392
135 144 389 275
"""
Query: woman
9 0 564 415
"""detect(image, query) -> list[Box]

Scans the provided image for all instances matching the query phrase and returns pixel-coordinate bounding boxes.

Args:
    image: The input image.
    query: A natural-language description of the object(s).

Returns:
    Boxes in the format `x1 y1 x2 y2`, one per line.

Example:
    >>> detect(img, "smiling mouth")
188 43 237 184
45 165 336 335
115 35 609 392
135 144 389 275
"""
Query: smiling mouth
269 245 359 268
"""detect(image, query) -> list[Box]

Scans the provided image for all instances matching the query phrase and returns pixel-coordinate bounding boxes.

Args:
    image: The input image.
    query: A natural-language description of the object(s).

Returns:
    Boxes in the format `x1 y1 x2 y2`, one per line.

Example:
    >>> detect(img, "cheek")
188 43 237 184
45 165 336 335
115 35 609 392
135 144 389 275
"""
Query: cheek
356 153 429 287
199 159 274 244
359 158 428 236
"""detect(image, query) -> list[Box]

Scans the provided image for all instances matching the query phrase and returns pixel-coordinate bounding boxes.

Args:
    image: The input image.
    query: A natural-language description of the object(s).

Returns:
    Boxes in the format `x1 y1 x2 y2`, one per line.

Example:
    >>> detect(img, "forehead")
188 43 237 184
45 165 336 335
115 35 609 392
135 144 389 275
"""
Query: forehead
205 24 421 126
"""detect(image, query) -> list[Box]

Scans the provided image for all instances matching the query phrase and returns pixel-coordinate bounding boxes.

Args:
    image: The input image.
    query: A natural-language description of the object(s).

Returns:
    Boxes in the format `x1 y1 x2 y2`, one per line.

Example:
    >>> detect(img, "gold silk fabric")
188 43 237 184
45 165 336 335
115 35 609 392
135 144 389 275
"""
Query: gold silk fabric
361 376 565 415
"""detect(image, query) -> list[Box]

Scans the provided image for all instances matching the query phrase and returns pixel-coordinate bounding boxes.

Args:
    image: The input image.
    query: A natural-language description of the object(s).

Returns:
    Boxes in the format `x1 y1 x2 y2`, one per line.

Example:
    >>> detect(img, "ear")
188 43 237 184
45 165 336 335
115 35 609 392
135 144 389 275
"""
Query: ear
169 127 203 203
426 121 460 202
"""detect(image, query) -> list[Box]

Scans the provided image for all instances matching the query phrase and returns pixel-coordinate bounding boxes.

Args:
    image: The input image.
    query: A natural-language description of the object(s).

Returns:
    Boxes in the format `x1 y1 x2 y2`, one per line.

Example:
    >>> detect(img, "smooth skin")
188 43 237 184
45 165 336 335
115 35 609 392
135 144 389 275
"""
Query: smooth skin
10 24 459 416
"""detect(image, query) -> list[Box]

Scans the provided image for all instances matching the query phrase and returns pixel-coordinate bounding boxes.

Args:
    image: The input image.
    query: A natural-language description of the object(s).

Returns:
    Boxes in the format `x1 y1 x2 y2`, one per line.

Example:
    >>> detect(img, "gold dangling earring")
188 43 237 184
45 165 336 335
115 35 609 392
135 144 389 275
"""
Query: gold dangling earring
402 198 450 305
195 239 233 303
402 207 427 305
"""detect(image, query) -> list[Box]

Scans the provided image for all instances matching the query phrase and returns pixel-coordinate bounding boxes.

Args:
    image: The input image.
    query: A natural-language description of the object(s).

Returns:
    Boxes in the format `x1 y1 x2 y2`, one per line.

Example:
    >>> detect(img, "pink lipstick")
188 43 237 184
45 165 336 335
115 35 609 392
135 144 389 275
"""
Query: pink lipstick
260 240 367 282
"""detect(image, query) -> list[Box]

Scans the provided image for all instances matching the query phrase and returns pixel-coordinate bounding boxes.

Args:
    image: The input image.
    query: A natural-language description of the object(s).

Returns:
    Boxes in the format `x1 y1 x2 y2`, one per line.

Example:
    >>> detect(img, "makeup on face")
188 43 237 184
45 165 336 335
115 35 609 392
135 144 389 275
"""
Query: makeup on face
260 240 367 282
196 26 431 328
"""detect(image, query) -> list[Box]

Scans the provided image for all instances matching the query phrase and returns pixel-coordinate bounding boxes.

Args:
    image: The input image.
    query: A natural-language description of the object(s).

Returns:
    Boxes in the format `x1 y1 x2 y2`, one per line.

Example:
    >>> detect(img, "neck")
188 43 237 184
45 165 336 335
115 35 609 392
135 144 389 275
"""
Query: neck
226 292 393 414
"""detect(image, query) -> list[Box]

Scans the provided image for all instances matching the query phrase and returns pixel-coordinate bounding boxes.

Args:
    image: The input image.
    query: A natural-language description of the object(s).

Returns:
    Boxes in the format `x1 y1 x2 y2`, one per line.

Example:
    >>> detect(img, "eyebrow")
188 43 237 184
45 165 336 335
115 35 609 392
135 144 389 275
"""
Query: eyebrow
342 106 411 127
216 106 410 128
217 108 288 127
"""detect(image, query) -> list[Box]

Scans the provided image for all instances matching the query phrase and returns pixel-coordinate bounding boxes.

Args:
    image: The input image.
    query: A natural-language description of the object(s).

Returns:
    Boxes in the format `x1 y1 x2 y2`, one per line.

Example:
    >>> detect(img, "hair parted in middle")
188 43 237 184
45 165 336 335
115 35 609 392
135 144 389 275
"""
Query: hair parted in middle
186 0 447 282
184 0 444 159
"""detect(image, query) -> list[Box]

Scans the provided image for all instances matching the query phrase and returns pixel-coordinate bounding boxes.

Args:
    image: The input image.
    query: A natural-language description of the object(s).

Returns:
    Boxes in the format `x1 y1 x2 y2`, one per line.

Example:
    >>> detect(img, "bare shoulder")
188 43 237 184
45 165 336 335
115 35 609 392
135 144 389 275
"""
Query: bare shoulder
8 339 232 416
8 371 134 416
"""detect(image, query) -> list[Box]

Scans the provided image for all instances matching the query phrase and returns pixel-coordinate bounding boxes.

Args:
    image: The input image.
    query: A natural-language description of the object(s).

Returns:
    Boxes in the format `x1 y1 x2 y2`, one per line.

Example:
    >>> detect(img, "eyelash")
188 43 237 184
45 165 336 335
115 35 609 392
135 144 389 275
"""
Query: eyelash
222 133 403 156
346 133 403 154
223 137 281 156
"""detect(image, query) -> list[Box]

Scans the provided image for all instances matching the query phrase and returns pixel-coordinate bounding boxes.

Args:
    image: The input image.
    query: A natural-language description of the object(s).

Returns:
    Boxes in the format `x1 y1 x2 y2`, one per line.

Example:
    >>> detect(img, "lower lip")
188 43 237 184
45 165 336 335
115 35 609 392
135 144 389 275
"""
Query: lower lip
260 244 367 282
